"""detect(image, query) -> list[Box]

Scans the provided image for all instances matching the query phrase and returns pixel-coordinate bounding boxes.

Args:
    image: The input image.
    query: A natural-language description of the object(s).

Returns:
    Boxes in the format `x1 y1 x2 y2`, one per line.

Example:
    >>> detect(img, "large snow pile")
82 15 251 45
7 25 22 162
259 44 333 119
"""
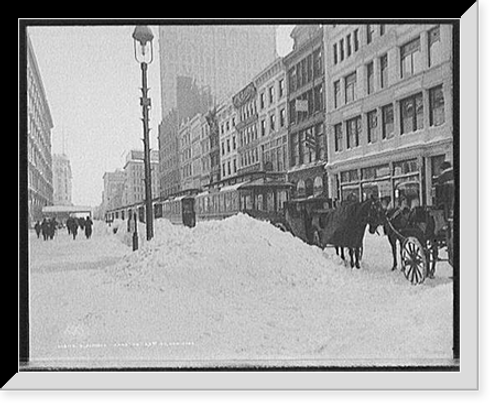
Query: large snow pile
106 213 340 290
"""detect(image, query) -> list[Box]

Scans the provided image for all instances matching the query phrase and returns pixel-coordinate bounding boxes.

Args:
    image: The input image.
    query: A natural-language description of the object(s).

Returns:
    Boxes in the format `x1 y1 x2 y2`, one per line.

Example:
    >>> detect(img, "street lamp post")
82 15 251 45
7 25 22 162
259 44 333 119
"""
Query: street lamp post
132 25 154 241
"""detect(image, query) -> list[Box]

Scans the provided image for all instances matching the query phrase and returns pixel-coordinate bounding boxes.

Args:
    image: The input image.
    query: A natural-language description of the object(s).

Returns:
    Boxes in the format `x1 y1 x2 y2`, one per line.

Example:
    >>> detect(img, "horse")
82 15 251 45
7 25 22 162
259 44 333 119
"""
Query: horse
311 199 384 269
383 206 438 277
383 207 411 271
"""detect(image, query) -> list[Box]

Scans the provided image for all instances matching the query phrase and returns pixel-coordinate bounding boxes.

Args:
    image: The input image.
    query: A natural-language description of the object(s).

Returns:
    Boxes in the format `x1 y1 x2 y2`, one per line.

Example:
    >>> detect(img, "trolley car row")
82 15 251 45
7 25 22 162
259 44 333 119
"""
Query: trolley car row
105 176 292 229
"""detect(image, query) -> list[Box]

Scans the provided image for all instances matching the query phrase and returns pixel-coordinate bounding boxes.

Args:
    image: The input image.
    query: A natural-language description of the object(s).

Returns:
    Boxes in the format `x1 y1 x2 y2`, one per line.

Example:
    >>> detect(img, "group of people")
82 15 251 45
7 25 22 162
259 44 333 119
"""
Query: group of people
34 218 58 241
34 216 93 240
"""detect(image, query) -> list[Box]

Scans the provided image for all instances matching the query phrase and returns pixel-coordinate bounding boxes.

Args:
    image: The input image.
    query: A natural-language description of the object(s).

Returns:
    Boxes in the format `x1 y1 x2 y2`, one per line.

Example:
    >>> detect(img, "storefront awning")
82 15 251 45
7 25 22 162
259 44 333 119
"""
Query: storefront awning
42 205 92 215
237 178 294 191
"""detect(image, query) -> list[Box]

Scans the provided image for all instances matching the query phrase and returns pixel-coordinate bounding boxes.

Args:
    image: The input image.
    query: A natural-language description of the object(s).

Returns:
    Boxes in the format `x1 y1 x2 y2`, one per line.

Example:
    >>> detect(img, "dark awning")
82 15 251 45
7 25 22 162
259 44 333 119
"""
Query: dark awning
237 178 294 191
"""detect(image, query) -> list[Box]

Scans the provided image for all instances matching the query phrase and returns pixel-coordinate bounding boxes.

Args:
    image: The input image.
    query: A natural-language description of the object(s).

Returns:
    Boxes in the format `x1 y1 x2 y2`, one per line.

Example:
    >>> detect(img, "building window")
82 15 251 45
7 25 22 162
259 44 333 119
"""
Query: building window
367 110 378 143
339 38 344 61
260 92 265 110
288 67 297 93
291 132 299 166
280 108 286 127
289 100 296 124
269 86 274 105
261 119 266 137
346 34 352 57
313 48 323 77
400 93 424 134
367 24 375 44
334 123 343 152
380 53 388 89
429 85 445 127
379 24 386 36
333 43 338 65
270 113 276 131
381 104 394 139
346 116 362 148
353 29 359 51
366 61 374 95
345 71 357 104
233 136 236 150
333 80 341 109
313 84 324 112
400 37 422 78
428 26 441 67
278 79 284 98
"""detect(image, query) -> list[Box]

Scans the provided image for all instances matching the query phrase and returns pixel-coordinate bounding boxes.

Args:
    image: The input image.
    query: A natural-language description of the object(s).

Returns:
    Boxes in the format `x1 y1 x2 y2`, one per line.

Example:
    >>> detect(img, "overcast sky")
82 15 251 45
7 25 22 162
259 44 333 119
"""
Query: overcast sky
28 24 294 207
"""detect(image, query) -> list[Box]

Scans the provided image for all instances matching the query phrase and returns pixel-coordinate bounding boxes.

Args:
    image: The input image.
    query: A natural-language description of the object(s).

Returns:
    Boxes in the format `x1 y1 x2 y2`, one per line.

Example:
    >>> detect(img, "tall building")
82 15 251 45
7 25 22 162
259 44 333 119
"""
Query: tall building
122 150 160 206
52 153 72 206
102 169 126 214
158 25 277 119
157 25 277 198
283 25 327 199
323 24 454 207
27 33 54 224
158 109 180 198
218 99 238 181
233 57 288 178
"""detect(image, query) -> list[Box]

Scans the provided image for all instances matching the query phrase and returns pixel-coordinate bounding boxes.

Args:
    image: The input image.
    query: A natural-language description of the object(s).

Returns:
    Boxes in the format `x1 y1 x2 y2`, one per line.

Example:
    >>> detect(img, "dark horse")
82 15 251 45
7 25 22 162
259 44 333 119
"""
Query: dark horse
312 199 384 269
383 207 411 271
383 206 438 276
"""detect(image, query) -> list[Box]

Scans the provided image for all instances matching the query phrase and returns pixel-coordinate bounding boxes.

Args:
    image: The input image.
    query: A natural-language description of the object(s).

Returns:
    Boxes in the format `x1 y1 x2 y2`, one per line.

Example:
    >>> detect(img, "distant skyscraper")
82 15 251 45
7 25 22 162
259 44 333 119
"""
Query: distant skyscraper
158 25 277 119
52 153 72 206
157 25 277 198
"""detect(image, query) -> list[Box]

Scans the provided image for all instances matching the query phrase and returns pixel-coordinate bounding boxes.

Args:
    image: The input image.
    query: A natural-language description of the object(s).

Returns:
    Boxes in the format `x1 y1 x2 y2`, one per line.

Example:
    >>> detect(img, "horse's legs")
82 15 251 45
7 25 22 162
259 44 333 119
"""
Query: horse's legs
355 248 361 269
340 247 345 261
399 240 405 272
348 248 355 268
388 234 398 270
429 240 438 278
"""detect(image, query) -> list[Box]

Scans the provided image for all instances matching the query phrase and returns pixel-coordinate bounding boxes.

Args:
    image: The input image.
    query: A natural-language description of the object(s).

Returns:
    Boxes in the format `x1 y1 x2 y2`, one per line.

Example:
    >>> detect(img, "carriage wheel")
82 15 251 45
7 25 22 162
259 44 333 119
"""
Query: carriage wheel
402 236 428 285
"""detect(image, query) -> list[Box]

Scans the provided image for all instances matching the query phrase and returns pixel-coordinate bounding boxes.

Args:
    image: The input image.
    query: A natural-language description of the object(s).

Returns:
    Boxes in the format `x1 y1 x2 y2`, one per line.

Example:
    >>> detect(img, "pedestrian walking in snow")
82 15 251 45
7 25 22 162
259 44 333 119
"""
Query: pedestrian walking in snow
41 218 49 241
34 221 41 239
84 216 93 239
49 218 57 240
69 218 78 240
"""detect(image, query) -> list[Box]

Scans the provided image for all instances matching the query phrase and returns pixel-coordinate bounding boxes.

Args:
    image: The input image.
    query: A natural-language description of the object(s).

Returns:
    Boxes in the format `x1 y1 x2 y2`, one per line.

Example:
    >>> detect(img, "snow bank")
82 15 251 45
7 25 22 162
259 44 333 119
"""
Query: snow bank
28 212 455 366
105 213 341 291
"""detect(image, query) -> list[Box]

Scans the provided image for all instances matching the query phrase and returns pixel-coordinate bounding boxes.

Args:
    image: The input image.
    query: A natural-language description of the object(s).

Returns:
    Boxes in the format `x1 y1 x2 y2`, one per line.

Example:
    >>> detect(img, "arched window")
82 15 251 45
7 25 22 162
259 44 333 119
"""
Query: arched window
305 178 314 197
297 179 306 198
313 176 324 196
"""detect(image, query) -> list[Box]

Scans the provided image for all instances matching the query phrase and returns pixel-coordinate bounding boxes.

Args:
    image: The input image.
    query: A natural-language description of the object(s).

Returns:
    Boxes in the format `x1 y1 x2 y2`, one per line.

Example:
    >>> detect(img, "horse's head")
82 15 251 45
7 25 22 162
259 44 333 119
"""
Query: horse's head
366 199 386 234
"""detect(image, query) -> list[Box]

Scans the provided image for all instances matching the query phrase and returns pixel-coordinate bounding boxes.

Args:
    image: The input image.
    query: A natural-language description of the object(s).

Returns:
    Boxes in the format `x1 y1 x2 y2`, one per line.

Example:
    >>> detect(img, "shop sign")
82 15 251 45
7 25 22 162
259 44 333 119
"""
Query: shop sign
233 82 257 109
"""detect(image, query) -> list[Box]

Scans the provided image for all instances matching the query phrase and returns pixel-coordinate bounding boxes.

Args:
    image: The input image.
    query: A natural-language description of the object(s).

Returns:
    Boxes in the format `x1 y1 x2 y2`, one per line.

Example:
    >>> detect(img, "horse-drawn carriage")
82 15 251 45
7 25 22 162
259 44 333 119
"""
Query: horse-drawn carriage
280 166 454 284
386 166 455 284
282 196 381 269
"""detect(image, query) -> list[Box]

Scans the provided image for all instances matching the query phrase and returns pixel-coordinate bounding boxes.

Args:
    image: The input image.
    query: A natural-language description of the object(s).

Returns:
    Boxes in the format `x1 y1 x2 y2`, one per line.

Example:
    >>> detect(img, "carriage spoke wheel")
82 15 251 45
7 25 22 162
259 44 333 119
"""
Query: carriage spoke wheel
402 236 428 285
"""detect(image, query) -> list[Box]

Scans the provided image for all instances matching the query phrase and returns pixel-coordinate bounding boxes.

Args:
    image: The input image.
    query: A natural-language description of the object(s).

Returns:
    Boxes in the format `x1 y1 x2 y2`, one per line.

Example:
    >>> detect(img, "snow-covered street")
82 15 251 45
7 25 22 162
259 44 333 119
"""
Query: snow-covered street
28 215 454 368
